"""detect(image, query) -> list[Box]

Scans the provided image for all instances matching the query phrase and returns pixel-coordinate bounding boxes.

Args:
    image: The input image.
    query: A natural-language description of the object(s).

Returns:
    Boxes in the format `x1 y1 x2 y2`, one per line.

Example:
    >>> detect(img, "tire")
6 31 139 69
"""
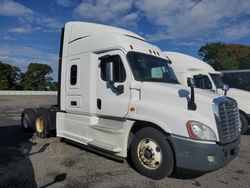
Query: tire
34 108 51 138
130 127 174 180
240 113 249 135
21 108 37 132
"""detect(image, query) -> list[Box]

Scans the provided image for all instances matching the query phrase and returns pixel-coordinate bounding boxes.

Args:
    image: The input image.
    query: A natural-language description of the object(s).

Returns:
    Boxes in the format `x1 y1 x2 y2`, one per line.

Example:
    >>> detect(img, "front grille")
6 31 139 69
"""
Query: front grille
213 97 240 144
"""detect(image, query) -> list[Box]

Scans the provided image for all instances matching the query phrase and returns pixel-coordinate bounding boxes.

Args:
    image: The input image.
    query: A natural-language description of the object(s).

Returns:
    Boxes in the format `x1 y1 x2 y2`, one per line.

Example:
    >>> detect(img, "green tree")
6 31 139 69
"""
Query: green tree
21 63 53 90
0 61 21 90
198 42 237 70
47 81 58 91
198 42 250 70
239 54 250 69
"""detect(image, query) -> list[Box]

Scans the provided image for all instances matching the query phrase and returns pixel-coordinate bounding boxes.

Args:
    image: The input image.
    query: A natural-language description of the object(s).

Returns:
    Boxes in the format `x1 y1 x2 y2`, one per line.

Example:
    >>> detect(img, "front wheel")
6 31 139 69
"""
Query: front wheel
130 127 174 180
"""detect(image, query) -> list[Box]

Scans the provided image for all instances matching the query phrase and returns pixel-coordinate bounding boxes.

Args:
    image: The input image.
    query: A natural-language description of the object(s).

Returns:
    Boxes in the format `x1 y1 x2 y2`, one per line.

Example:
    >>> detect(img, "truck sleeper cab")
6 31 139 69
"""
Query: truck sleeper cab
164 51 250 134
22 22 240 180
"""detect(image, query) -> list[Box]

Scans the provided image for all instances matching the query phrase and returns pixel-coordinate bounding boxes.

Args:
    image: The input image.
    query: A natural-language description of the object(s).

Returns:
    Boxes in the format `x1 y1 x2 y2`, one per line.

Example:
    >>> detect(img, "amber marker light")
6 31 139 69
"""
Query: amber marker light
130 107 136 112
186 121 198 139
130 45 133 50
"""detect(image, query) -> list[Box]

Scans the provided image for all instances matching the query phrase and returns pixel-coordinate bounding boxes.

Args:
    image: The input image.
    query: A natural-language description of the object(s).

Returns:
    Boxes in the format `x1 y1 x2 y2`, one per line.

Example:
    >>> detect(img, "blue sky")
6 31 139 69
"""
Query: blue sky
1 0 250 80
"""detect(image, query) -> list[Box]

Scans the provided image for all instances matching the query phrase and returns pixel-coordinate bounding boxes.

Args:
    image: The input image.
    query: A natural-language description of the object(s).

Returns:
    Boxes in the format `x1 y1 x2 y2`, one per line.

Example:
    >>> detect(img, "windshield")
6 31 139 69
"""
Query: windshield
210 73 224 88
127 52 179 84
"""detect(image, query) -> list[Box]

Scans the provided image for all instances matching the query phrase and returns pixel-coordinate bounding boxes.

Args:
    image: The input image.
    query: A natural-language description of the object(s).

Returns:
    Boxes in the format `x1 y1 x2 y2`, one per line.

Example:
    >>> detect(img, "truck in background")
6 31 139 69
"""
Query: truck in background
21 22 240 180
221 69 250 92
164 51 250 134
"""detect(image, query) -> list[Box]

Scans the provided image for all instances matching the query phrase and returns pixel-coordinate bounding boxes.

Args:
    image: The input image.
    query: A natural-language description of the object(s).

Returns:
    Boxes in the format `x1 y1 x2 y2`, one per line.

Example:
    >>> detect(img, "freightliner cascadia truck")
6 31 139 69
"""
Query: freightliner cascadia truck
164 51 250 134
21 22 240 180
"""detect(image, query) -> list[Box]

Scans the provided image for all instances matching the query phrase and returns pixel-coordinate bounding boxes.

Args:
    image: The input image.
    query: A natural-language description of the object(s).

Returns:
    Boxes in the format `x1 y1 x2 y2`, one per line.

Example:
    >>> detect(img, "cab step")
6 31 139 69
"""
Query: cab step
88 140 122 153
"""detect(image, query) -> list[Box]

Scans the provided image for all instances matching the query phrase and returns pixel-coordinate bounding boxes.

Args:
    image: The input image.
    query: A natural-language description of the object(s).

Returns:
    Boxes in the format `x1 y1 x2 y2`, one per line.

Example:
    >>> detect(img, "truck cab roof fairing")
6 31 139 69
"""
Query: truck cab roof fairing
65 22 146 44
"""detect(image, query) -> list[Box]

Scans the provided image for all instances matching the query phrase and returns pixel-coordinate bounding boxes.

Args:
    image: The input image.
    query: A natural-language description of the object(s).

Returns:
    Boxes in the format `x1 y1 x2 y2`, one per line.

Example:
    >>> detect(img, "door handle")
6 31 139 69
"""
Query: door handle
71 101 77 106
97 99 102 110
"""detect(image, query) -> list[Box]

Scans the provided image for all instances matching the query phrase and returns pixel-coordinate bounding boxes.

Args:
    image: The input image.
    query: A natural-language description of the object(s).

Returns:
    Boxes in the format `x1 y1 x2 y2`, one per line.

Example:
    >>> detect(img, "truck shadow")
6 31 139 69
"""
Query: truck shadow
0 124 37 187
0 124 67 187
0 125 37 187
170 168 206 179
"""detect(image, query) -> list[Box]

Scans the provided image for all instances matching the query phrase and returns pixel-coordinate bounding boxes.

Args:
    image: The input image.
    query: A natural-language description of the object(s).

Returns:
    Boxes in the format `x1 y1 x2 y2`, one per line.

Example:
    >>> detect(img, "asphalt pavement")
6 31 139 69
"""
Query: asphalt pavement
0 95 249 188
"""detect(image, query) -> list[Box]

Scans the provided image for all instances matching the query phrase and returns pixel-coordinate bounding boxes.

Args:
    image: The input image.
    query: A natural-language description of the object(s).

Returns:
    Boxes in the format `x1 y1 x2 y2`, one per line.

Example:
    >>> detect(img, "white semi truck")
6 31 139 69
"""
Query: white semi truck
22 22 240 180
164 51 250 134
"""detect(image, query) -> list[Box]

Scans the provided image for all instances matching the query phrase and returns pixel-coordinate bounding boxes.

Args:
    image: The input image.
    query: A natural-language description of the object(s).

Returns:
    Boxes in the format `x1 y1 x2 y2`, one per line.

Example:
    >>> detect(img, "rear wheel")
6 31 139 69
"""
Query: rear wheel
35 108 50 138
21 108 37 132
130 127 174 180
240 113 248 135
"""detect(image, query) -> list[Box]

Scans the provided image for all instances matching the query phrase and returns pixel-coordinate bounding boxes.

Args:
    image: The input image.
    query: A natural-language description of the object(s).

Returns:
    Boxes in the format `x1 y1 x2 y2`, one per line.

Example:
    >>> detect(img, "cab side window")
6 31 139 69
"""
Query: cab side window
193 74 212 89
100 55 126 82
70 65 77 85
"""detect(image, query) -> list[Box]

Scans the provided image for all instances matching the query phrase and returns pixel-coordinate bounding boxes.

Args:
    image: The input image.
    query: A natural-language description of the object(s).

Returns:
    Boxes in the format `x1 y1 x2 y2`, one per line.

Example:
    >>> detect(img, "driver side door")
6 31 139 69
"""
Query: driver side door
96 50 131 118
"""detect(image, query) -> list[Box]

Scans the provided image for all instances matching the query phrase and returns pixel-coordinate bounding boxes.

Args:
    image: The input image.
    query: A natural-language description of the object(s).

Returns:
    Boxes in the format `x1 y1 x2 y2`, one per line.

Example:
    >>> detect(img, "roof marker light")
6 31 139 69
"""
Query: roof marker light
153 51 156 55
149 49 152 54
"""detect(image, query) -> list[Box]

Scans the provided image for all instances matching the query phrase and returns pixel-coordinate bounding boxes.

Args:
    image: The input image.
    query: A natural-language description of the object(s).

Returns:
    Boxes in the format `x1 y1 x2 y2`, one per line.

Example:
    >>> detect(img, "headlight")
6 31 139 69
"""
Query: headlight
186 121 217 141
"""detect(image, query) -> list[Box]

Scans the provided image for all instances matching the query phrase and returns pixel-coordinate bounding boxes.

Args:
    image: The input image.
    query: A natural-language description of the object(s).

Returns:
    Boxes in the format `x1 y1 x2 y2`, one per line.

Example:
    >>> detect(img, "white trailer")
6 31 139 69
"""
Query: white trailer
22 22 240 179
164 51 250 134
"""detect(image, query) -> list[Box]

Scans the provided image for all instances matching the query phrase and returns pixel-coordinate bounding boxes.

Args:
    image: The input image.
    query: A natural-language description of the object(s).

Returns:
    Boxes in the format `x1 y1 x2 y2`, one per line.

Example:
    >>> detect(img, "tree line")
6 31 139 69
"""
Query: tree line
199 42 250 70
0 62 57 91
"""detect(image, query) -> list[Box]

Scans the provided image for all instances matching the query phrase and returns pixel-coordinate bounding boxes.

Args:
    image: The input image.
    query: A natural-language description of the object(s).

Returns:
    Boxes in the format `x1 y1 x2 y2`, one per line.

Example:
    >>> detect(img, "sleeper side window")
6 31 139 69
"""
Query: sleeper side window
100 55 126 82
70 65 77 85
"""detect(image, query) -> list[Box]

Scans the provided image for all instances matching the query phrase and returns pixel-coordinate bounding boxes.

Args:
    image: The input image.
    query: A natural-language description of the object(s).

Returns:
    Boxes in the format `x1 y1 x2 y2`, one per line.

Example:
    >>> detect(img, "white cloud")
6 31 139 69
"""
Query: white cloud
0 45 43 57
0 0 33 16
74 0 138 27
19 15 63 29
222 22 250 39
136 0 250 41
0 1 63 34
8 27 31 33
56 0 73 7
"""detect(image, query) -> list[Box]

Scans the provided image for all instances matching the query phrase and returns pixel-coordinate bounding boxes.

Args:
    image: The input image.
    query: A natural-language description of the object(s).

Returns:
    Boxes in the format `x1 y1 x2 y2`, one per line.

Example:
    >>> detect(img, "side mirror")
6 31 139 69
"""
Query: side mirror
116 85 124 94
187 77 196 111
106 61 115 83
187 77 196 87
222 84 229 96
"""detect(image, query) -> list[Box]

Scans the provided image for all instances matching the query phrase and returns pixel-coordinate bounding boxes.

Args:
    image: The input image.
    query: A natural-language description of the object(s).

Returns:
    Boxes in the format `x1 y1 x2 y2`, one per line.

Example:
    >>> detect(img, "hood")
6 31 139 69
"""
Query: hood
141 82 221 104
137 82 221 139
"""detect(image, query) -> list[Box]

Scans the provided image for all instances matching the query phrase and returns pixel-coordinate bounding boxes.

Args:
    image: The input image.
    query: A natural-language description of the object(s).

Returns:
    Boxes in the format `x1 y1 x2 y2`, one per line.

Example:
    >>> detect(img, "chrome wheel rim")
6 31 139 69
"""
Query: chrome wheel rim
137 138 162 170
36 117 44 133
